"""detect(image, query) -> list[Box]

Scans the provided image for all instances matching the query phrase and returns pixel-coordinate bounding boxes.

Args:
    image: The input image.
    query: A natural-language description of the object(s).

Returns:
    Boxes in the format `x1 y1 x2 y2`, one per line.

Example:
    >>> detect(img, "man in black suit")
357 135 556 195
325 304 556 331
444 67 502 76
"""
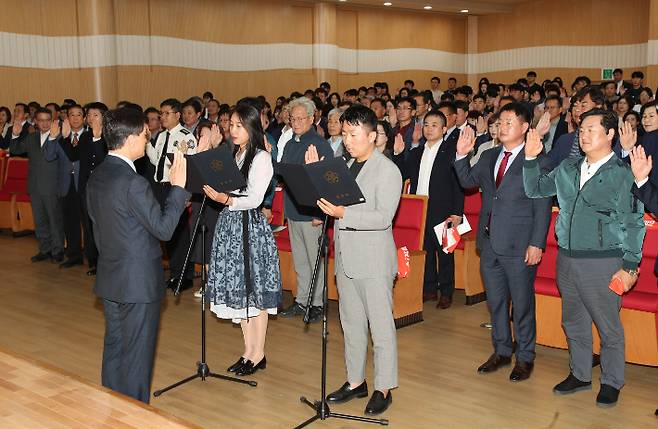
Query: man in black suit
10 108 65 262
86 108 190 403
394 110 464 308
453 102 552 382
1 103 31 150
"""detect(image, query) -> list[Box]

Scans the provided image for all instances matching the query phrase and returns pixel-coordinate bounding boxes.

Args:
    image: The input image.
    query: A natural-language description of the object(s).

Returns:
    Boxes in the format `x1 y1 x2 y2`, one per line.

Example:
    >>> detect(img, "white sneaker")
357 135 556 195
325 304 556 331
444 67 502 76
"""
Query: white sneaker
194 288 203 298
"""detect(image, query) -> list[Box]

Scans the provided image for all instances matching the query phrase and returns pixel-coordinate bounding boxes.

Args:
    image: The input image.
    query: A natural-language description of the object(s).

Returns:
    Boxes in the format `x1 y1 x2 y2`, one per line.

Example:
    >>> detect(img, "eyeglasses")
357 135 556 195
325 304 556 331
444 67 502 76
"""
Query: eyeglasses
290 116 311 124
160 111 176 116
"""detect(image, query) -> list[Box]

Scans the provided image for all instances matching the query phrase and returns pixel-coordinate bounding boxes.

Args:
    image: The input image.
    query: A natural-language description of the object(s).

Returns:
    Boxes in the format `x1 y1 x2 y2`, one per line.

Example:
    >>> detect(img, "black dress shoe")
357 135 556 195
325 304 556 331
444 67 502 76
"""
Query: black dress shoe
423 291 438 302
437 295 453 309
596 384 620 408
553 373 592 395
227 357 247 373
86 267 97 276
364 390 392 415
236 357 266 376
59 257 83 268
31 252 50 262
326 381 368 404
51 252 64 263
279 302 306 317
477 353 512 374
509 361 534 382
306 306 323 323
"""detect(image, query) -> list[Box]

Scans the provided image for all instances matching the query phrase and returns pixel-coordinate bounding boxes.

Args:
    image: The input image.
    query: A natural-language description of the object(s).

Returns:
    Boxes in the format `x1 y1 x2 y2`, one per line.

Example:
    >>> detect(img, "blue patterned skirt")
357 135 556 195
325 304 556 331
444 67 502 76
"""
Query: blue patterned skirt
207 208 282 323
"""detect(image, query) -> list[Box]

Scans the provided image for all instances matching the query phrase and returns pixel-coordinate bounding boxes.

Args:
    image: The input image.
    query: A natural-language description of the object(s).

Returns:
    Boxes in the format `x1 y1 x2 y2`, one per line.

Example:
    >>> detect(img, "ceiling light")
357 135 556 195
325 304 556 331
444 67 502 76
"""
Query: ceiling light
384 2 392 6
460 9 469 13
424 5 432 9
339 0 347 2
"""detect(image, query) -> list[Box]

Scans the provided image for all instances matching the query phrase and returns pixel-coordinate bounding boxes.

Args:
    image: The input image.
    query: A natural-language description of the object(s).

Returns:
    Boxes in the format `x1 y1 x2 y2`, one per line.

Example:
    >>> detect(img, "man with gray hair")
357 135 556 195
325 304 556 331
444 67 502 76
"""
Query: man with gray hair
279 97 334 322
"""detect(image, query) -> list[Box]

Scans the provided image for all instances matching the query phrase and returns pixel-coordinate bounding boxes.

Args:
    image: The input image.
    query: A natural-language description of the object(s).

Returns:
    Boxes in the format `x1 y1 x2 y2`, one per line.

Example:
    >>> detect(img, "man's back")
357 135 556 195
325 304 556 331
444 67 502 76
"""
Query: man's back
87 155 188 303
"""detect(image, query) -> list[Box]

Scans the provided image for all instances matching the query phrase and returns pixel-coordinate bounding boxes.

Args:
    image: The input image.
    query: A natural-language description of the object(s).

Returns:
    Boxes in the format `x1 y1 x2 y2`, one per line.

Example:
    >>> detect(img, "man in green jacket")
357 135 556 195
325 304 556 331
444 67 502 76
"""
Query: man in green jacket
523 108 645 408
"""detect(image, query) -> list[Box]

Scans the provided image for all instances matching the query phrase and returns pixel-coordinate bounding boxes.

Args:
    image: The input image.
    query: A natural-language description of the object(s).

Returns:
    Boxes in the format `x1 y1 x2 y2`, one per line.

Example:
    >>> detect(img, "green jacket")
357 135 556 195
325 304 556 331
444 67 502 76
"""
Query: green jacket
523 155 645 269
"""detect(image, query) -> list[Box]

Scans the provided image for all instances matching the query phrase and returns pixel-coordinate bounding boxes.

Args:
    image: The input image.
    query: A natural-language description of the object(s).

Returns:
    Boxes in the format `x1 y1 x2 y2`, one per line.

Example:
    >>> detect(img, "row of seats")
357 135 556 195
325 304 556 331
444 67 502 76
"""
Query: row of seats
0 153 34 233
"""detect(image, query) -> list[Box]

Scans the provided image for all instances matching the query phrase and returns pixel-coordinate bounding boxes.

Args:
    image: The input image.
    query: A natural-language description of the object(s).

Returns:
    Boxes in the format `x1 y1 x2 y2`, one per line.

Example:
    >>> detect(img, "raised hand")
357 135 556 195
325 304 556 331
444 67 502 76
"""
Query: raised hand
316 125 325 138
387 104 397 127
11 120 22 136
475 115 487 135
91 117 102 139
393 134 405 155
197 133 211 152
264 134 272 153
50 119 60 138
210 123 222 148
412 122 423 143
61 118 71 139
629 145 653 182
565 111 574 133
619 121 637 152
525 128 544 158
456 126 476 156
170 151 187 189
304 144 322 164
535 111 551 138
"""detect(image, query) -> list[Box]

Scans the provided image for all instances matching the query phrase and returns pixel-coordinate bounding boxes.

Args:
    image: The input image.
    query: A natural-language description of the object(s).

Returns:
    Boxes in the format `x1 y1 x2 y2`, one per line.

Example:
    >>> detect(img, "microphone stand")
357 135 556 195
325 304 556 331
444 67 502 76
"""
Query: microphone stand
295 214 388 428
154 194 256 398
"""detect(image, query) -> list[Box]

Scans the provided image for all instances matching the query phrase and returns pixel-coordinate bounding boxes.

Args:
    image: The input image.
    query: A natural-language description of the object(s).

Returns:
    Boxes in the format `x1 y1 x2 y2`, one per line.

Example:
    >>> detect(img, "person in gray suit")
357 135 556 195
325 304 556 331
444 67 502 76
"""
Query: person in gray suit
327 108 346 158
85 108 190 404
453 102 552 382
9 107 65 263
307 105 402 416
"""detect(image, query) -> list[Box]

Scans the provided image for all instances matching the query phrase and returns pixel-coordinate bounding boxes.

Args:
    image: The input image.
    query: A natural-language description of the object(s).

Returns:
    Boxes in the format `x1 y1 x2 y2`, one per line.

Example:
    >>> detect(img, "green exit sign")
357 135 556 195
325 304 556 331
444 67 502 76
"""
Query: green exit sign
601 68 614 80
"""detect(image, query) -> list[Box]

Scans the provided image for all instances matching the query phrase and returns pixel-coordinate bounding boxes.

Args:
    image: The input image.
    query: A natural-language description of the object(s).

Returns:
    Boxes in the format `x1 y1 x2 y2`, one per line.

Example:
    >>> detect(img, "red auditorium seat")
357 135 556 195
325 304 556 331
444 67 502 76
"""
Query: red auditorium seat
0 157 30 231
454 189 486 304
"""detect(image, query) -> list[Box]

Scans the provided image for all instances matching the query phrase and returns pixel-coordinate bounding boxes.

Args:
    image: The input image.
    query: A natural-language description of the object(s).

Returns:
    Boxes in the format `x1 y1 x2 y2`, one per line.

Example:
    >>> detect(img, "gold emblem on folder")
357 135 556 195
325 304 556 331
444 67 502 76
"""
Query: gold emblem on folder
324 171 339 184
210 160 223 171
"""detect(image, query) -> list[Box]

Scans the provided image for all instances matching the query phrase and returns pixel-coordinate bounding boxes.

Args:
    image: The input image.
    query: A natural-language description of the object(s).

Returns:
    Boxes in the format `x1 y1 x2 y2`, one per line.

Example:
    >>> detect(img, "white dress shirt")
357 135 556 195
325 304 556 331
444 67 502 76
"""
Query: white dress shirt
229 149 273 211
580 151 615 189
494 143 525 178
416 139 443 196
39 131 50 147
108 152 137 173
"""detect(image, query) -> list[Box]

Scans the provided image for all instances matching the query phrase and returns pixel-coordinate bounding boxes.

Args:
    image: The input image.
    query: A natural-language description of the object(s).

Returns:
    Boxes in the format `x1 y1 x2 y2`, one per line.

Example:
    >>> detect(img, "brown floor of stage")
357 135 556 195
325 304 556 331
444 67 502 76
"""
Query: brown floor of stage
1 235 657 429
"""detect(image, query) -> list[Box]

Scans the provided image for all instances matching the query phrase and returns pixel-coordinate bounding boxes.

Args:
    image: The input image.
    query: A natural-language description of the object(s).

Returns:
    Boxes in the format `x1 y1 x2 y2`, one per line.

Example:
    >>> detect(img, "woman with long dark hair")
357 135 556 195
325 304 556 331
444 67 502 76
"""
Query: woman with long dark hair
202 104 282 377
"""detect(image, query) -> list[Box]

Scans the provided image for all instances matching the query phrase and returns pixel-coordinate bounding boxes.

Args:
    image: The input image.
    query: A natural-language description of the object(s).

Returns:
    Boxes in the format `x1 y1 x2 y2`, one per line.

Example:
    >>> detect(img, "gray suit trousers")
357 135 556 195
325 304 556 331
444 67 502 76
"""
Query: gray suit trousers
336 256 398 391
288 219 324 307
556 254 625 389
30 193 64 255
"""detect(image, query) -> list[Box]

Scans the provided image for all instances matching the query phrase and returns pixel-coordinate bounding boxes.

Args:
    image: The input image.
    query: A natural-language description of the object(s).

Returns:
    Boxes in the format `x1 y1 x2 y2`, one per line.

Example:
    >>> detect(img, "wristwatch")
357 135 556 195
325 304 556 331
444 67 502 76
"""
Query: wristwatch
623 268 640 277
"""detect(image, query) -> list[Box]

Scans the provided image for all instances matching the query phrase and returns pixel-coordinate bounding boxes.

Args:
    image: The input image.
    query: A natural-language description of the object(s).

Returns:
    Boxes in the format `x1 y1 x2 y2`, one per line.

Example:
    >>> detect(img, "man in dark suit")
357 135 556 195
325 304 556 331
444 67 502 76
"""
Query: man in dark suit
394 110 464 308
453 102 552 382
1 103 32 150
53 103 109 274
85 108 190 404
10 108 65 262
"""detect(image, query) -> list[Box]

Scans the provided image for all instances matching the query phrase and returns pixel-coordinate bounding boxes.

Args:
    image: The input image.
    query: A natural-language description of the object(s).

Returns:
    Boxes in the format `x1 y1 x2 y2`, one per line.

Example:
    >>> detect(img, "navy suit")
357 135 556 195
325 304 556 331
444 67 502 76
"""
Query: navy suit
454 146 552 362
87 155 190 403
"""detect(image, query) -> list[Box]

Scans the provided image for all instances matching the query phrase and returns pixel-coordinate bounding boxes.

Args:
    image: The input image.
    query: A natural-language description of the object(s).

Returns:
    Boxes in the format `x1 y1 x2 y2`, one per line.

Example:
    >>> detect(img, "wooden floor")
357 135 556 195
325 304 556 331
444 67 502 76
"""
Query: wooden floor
1 235 657 429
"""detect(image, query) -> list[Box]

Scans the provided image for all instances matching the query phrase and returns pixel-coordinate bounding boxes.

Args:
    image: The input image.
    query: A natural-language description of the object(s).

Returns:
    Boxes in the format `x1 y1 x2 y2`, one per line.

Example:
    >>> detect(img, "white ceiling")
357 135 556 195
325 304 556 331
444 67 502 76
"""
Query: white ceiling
323 0 528 15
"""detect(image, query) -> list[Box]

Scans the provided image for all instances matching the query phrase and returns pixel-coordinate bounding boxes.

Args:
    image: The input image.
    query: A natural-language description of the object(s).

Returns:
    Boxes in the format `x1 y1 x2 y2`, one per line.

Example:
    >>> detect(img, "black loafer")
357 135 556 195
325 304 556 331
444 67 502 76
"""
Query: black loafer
553 373 592 395
509 361 534 382
227 357 247 373
596 384 620 408
326 381 368 404
477 353 512 374
236 357 266 376
51 252 64 263
364 390 392 415
59 257 83 268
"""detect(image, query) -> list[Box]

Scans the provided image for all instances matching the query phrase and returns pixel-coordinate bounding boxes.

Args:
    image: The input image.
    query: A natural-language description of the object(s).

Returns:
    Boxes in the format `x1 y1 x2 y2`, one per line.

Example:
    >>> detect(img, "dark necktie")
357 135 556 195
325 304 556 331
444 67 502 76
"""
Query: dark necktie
156 131 170 182
72 132 79 147
495 151 512 188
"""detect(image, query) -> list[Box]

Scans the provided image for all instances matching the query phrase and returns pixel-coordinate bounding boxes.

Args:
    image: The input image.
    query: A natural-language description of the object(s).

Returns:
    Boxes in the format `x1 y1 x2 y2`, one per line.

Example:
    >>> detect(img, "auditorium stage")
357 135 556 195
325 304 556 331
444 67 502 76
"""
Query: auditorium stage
1 235 656 428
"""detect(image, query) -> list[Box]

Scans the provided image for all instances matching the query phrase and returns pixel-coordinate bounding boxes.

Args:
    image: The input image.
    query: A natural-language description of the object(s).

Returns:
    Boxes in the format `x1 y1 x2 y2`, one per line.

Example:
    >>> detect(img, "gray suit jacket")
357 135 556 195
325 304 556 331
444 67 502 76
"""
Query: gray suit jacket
10 133 59 196
334 149 403 279
43 136 79 197
454 146 552 256
87 155 190 303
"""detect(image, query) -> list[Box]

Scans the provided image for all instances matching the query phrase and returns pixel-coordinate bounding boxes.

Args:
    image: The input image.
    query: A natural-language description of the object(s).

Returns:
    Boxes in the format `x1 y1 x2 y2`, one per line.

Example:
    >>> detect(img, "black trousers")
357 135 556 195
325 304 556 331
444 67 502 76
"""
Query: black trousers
101 299 161 404
81 190 98 268
423 227 455 297
62 175 82 260
153 182 193 280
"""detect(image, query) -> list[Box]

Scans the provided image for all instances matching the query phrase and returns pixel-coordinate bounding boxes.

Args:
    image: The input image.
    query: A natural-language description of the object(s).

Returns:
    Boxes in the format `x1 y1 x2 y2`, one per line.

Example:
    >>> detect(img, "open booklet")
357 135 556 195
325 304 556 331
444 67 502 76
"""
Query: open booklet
433 215 472 254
